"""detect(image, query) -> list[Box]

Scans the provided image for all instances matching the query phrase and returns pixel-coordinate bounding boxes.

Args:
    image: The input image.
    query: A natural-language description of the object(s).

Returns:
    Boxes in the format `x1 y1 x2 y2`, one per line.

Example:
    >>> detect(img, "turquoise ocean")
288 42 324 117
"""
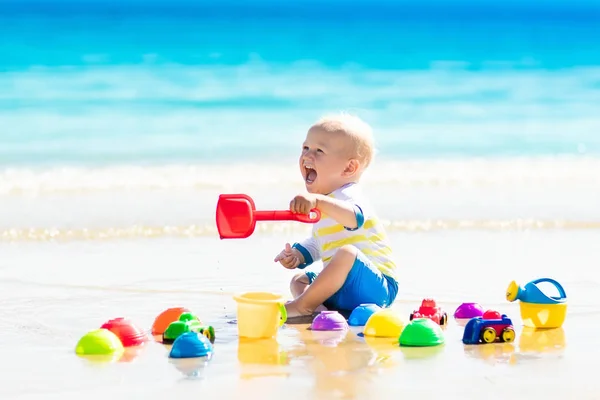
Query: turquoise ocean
1 0 600 236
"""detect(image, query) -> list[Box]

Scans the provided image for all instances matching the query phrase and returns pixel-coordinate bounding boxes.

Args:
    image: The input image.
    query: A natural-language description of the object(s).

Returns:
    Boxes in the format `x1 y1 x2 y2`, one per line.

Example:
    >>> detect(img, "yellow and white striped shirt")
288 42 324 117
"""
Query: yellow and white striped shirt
293 182 398 281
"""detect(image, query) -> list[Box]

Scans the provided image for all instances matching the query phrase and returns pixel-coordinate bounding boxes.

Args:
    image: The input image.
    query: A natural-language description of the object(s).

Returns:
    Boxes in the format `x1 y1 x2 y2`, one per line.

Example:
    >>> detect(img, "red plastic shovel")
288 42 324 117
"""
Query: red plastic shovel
216 194 321 239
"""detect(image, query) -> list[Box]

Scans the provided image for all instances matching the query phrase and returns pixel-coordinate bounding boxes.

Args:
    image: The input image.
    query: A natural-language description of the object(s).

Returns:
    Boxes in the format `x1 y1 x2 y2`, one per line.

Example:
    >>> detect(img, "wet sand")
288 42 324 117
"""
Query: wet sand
1 230 599 399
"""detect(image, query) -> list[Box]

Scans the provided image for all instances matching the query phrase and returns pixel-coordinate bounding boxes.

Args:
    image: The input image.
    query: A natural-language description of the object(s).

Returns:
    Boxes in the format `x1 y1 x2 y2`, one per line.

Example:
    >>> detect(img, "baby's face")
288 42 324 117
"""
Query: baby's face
299 128 355 194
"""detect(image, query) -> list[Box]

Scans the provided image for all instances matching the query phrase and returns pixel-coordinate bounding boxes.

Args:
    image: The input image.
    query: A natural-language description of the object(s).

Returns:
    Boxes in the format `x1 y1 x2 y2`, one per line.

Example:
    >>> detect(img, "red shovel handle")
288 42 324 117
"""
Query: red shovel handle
254 209 321 223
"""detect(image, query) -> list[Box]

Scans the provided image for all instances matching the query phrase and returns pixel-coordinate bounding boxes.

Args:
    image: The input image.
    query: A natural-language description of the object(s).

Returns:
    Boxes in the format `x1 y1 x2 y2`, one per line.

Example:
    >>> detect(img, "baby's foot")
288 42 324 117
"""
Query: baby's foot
284 300 319 324
285 300 313 318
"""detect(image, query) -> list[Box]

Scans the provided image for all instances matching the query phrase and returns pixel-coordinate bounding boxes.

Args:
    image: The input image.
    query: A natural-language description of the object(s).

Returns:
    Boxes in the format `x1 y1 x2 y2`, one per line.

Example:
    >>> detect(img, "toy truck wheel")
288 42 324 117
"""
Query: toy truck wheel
440 313 447 326
501 327 515 343
198 327 214 344
409 313 414 321
481 327 497 343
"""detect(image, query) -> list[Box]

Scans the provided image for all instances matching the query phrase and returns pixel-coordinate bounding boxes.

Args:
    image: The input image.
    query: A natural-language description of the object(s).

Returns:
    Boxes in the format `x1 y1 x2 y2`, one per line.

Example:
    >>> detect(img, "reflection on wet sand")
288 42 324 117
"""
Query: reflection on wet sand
76 353 124 366
399 344 446 360
462 326 567 364
463 342 517 364
119 345 145 363
149 335 213 379
518 327 566 354
169 356 211 379
232 320 452 398
284 325 379 399
77 315 568 396
237 337 290 379
76 344 146 366
361 334 402 366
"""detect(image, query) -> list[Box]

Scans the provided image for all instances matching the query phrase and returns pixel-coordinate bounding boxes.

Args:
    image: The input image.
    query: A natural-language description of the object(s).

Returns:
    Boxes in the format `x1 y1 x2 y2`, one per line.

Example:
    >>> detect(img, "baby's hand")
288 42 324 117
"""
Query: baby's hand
290 193 318 215
274 243 304 269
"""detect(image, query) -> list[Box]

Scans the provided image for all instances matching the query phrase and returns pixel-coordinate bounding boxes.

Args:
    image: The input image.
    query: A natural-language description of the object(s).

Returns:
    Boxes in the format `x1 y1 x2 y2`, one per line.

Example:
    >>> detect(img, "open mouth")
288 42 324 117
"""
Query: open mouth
304 166 317 185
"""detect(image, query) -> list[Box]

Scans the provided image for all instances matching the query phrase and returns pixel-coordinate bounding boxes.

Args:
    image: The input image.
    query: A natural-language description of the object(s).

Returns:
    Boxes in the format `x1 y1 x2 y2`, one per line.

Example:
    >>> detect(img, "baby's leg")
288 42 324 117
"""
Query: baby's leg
289 273 310 298
285 245 357 318
289 273 328 313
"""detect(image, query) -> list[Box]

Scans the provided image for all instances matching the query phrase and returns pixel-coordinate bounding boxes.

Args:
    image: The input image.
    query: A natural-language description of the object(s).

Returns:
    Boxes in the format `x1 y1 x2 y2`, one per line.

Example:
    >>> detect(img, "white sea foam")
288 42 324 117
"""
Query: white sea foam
1 156 600 239
1 156 599 196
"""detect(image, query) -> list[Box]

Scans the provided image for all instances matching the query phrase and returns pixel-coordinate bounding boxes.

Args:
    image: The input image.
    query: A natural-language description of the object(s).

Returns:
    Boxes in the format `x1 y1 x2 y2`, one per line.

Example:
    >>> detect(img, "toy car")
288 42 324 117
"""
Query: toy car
462 310 516 344
162 312 215 344
409 298 448 326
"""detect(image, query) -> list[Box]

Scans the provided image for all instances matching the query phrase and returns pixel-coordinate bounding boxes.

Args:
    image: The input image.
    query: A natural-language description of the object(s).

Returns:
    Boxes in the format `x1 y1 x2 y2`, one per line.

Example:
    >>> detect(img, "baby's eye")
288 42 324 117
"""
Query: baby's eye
302 146 309 152
316 149 324 153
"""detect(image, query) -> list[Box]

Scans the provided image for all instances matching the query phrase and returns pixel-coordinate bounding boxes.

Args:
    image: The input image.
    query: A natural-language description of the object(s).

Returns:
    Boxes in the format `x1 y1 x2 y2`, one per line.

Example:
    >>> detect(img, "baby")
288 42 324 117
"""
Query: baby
274 113 399 319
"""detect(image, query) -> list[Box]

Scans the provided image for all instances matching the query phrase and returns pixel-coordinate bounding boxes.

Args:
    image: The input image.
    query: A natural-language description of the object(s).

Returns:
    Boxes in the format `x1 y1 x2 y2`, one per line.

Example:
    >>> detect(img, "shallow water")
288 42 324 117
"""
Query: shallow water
1 230 598 399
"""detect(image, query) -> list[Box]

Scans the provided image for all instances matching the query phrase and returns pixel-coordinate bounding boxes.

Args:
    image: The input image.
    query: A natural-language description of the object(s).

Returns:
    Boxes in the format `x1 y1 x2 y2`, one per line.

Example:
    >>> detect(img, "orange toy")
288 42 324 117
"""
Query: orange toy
151 307 192 335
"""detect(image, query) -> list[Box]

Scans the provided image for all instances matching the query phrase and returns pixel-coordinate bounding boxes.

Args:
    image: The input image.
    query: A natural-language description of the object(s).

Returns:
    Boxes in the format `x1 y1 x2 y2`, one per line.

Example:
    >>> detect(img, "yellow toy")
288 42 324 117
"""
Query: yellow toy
506 278 567 329
363 309 405 338
233 292 287 339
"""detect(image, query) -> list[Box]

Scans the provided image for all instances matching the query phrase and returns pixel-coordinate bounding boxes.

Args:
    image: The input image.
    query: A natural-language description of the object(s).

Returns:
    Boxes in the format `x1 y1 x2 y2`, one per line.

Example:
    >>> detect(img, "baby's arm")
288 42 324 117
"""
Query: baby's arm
292 235 321 269
316 195 365 231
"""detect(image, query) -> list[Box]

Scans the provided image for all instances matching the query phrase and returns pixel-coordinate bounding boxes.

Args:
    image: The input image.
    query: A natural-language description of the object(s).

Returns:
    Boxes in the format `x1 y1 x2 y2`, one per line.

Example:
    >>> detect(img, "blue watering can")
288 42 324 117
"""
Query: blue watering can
506 278 567 329
506 278 567 305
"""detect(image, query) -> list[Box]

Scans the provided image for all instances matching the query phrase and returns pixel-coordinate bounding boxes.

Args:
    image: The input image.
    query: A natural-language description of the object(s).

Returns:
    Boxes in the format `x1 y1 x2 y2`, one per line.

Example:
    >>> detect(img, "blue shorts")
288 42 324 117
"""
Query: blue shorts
305 249 398 312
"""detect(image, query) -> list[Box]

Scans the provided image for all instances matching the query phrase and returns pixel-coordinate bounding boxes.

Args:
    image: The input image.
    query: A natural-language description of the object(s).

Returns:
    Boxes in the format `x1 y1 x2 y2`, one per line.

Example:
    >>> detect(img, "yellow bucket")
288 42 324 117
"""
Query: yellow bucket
233 292 287 339
519 302 567 329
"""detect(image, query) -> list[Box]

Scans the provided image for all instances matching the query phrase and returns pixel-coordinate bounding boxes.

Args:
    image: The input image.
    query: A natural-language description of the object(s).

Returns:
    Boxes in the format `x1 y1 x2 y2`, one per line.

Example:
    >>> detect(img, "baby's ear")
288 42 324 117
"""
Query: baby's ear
343 159 360 176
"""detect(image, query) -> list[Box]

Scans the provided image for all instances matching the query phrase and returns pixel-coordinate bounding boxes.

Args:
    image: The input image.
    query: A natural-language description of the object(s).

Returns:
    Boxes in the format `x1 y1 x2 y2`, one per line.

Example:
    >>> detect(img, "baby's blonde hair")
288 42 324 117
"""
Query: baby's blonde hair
311 112 375 169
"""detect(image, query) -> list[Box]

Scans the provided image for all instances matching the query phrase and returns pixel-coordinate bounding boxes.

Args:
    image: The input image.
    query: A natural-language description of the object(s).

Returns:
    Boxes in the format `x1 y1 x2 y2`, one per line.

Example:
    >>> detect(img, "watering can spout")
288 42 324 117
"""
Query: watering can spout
505 280 521 302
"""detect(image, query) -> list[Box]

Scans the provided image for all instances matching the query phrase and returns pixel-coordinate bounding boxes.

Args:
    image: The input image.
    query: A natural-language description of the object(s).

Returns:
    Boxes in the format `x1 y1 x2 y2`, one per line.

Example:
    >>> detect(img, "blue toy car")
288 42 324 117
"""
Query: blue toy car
462 310 516 344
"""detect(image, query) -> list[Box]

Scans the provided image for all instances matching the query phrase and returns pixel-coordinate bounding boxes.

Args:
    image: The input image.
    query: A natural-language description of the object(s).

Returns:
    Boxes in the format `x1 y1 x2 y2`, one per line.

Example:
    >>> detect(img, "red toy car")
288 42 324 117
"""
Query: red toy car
462 310 516 344
410 298 448 326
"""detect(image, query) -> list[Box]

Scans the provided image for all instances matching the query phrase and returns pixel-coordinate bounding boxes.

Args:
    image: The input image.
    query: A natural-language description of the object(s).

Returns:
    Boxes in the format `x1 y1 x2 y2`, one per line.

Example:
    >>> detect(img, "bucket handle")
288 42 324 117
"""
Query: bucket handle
278 303 287 326
530 278 567 299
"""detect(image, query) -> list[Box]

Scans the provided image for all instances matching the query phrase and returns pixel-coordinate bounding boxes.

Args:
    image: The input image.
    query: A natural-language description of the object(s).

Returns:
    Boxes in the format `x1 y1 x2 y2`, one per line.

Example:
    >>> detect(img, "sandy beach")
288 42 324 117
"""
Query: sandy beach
1 222 598 399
